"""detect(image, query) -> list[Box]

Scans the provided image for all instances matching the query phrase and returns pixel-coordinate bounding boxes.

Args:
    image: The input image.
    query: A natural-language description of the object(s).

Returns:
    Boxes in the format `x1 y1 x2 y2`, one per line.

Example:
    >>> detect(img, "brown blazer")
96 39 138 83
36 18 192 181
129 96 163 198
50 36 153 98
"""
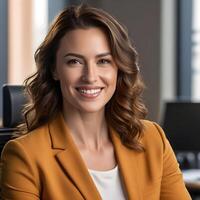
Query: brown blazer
0 114 191 200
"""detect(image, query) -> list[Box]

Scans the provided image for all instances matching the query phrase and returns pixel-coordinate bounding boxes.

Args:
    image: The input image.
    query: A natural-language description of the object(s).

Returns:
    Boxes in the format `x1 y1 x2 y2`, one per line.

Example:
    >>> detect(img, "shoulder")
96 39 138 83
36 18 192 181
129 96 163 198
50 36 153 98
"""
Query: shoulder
138 120 176 174
140 119 170 152
141 119 166 140
0 126 49 195
1 123 51 159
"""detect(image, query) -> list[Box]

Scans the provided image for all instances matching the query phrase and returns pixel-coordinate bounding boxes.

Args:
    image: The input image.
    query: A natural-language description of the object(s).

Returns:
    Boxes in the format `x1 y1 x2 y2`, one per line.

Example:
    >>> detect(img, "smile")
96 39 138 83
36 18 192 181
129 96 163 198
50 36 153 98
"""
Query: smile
76 87 103 98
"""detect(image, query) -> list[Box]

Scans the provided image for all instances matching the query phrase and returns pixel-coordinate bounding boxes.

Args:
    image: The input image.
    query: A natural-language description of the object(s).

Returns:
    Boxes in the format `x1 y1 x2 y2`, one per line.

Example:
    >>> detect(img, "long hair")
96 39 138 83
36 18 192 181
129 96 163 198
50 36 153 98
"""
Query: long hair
19 4 147 151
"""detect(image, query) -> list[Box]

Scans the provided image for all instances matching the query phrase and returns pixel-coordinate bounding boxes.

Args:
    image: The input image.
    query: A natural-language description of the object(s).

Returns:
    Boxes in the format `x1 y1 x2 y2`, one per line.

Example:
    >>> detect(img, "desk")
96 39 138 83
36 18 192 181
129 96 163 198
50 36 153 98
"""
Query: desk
186 181 200 190
186 182 200 199
183 169 200 198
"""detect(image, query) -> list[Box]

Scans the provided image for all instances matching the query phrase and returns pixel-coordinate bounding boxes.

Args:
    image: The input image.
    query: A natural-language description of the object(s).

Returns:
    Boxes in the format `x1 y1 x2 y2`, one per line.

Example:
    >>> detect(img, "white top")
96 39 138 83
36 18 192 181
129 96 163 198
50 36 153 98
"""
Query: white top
88 165 126 200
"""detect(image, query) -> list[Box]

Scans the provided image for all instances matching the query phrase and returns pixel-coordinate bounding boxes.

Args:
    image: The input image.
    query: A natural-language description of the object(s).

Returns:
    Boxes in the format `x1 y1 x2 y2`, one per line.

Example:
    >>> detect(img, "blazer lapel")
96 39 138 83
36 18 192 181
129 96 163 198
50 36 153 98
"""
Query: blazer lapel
48 113 101 200
110 127 142 200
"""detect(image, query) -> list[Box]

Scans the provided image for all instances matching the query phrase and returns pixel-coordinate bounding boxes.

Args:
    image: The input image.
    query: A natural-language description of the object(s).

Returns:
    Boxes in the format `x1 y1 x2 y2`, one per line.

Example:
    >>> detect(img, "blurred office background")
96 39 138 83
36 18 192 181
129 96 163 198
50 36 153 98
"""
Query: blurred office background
0 0 200 123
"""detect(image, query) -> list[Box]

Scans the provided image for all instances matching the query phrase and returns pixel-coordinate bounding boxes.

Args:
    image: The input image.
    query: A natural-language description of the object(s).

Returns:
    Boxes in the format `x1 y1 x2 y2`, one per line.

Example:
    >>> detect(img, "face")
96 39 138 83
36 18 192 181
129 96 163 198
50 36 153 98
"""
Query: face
55 28 118 114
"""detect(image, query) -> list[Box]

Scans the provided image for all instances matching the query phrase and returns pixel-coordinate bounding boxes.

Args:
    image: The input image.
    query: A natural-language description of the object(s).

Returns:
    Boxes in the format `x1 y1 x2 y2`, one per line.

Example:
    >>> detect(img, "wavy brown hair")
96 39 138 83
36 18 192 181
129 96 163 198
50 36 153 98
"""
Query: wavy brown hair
19 4 147 151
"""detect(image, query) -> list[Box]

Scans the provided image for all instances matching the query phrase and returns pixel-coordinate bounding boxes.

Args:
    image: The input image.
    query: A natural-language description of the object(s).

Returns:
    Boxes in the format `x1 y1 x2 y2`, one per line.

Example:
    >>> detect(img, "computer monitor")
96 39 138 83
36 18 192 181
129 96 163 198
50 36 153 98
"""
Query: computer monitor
162 102 200 151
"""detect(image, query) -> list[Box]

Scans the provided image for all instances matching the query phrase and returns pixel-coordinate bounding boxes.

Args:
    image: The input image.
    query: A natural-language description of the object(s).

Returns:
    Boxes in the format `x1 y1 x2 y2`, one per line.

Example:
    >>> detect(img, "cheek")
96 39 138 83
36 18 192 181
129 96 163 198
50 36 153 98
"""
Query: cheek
58 69 79 86
105 70 118 87
58 76 74 97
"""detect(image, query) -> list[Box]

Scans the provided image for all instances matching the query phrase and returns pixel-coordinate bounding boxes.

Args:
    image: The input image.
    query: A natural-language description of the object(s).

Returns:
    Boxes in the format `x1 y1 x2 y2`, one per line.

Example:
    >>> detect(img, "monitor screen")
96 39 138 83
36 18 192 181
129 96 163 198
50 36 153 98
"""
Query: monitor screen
162 102 200 151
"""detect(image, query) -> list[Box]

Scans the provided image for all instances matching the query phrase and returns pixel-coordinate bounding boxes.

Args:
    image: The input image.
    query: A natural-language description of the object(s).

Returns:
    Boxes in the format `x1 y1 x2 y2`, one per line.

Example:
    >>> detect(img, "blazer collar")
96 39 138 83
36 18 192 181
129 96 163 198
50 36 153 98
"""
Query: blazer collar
48 113 142 200
49 113 102 200
110 127 142 200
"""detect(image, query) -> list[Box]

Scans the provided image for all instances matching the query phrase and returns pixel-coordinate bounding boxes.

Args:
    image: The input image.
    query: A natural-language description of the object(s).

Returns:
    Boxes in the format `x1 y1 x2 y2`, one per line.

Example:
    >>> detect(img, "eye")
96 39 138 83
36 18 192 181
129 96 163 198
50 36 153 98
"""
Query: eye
66 59 82 65
67 59 80 65
97 59 112 65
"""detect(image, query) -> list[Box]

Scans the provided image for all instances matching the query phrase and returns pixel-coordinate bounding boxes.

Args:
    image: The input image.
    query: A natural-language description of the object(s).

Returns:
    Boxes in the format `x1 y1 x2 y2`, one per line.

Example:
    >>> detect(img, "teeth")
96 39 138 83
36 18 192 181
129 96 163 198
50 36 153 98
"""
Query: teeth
78 88 101 94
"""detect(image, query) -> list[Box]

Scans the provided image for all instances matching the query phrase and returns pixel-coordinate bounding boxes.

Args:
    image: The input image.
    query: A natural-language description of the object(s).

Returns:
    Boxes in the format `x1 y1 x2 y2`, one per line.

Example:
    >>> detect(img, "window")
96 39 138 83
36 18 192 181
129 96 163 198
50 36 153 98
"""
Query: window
191 0 200 100
8 0 48 84
177 0 200 100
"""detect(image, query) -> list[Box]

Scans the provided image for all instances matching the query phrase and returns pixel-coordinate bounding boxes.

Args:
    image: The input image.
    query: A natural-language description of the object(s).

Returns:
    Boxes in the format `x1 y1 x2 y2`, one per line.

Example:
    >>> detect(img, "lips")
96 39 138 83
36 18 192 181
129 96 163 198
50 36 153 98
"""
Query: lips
76 86 103 98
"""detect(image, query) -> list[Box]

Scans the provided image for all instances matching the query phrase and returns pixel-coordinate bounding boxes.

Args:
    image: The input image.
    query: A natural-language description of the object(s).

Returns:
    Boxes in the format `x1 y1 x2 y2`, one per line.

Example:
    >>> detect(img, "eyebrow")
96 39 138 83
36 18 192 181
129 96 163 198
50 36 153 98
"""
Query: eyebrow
64 52 112 59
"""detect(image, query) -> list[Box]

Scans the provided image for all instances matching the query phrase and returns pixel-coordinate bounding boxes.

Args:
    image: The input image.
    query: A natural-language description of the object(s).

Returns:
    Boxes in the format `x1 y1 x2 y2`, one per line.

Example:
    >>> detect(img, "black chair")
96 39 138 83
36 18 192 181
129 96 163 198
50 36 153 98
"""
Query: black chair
0 85 27 153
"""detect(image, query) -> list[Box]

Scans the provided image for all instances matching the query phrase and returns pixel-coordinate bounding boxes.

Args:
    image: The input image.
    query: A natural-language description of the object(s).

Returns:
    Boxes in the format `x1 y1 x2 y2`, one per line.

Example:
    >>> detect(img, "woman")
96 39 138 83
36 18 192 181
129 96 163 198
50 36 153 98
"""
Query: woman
1 4 191 200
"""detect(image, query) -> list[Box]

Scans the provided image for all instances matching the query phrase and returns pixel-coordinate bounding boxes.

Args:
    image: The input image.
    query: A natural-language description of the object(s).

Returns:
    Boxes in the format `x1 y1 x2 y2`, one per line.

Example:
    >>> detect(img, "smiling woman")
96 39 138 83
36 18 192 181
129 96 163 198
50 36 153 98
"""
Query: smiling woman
0 4 191 200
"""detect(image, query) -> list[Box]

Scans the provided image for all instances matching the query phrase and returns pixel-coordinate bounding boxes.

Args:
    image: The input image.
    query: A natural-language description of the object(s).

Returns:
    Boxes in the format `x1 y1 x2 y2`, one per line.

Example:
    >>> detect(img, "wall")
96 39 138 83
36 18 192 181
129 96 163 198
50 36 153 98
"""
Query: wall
48 0 69 24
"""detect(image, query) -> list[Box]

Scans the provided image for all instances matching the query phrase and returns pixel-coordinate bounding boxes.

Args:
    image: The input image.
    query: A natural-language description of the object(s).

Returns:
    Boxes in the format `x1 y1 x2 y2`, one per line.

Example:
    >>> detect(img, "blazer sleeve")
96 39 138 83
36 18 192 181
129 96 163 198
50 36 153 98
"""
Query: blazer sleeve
153 123 192 200
0 139 40 200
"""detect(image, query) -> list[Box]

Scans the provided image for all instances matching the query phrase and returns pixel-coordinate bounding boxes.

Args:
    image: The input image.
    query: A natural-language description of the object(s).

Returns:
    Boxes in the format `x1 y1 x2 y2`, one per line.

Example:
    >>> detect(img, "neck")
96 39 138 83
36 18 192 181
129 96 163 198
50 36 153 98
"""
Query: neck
62 106 109 151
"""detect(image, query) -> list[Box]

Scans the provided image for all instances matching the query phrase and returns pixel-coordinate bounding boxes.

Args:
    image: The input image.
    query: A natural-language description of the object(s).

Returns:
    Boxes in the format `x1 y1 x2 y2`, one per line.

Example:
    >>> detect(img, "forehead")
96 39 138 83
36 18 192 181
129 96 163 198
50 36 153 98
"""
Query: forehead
57 28 111 54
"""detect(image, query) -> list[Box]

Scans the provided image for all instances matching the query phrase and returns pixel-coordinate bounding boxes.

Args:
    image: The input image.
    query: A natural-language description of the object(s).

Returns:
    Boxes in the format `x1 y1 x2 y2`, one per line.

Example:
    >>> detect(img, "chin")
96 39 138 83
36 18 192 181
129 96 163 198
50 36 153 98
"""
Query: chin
78 107 104 114
77 103 105 114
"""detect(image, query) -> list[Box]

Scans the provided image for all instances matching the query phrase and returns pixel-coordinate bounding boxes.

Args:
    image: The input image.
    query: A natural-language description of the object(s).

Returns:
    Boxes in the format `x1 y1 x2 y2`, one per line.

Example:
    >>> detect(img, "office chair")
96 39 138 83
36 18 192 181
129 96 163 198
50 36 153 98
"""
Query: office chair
0 85 27 153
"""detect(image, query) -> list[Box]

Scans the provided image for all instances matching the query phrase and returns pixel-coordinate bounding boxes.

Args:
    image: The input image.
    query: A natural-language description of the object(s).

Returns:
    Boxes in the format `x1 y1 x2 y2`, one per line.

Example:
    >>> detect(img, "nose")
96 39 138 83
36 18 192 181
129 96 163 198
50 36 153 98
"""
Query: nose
82 62 97 83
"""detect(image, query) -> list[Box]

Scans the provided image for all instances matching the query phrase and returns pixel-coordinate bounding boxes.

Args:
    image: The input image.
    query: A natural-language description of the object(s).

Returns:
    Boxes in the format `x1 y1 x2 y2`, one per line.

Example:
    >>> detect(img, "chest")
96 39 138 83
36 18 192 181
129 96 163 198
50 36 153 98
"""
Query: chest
78 143 117 171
